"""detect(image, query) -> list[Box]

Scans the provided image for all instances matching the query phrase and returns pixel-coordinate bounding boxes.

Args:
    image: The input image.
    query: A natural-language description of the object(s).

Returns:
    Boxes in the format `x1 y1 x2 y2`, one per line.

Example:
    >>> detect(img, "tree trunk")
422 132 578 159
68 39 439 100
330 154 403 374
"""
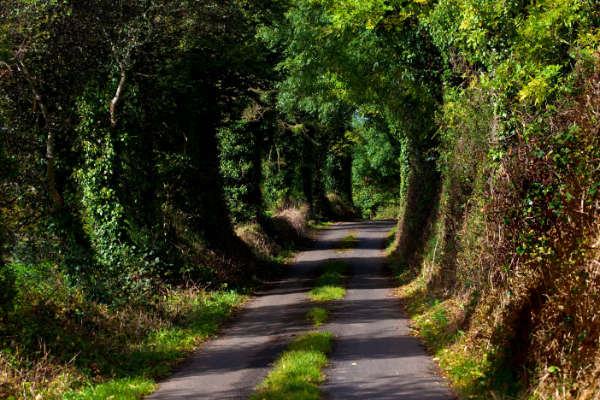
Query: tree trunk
18 60 63 211
110 66 127 128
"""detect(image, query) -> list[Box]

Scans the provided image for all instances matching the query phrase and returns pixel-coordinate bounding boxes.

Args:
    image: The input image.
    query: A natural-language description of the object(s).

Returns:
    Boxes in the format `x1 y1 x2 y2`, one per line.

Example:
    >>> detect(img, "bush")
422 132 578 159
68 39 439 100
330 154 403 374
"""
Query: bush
0 264 15 318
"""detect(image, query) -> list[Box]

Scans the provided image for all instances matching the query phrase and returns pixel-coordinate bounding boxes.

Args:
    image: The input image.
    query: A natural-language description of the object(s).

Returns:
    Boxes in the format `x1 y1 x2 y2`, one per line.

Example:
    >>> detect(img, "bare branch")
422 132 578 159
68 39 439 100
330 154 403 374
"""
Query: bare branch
110 63 127 128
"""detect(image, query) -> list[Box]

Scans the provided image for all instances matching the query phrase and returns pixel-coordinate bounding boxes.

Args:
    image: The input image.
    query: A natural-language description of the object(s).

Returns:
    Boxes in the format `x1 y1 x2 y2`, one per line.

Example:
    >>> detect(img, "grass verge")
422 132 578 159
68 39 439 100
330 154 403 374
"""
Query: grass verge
334 233 358 252
308 261 350 302
64 290 246 400
250 331 333 400
306 307 329 328
393 269 520 399
307 221 332 230
0 279 246 400
385 226 397 254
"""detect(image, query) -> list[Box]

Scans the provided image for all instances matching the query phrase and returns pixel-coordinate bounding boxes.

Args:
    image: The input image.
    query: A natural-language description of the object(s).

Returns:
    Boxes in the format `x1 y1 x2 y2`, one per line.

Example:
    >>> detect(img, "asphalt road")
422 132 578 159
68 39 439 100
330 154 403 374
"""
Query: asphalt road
321 221 455 400
146 220 455 400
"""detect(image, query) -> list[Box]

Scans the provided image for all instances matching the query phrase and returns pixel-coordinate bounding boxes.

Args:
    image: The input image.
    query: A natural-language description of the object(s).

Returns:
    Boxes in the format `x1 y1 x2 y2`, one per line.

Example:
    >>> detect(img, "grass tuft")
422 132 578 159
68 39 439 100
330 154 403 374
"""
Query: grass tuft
250 331 333 400
307 221 332 230
308 286 346 302
385 226 397 254
334 233 358 252
306 307 329 327
308 262 349 302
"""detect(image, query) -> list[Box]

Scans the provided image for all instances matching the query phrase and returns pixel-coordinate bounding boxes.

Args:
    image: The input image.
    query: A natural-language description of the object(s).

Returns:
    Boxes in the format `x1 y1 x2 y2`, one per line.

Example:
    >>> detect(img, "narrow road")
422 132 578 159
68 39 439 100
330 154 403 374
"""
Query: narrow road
322 221 454 400
146 220 454 399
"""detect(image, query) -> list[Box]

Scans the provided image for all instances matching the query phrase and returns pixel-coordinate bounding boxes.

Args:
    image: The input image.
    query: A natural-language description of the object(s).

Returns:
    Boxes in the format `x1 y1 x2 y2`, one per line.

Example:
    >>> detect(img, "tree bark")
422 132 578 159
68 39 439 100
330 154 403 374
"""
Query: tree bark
18 60 64 211
110 65 127 127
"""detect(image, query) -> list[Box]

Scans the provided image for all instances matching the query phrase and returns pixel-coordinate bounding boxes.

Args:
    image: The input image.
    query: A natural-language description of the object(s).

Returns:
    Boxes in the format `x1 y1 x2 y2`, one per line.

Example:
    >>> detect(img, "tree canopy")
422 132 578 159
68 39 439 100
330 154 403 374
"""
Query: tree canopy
1 0 600 398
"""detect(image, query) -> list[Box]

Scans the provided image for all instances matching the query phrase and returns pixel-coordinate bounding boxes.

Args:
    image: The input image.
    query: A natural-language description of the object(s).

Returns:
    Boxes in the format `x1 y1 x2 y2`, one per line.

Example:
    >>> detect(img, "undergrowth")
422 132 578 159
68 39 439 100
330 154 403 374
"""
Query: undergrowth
0 264 246 400
237 207 314 265
394 273 520 399
388 43 600 400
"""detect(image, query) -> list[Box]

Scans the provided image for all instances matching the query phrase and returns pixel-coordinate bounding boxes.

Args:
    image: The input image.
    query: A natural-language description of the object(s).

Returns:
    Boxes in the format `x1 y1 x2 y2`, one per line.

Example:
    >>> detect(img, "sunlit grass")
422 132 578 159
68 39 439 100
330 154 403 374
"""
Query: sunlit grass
394 267 521 399
308 261 349 302
250 331 333 400
60 290 246 400
306 307 329 327
307 221 332 230
63 377 156 400
385 226 397 254
308 286 345 302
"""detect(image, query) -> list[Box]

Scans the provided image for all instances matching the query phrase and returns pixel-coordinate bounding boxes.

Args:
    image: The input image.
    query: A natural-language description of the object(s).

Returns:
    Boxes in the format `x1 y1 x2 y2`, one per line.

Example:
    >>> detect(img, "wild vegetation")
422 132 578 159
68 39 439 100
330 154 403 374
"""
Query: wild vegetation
1 0 599 399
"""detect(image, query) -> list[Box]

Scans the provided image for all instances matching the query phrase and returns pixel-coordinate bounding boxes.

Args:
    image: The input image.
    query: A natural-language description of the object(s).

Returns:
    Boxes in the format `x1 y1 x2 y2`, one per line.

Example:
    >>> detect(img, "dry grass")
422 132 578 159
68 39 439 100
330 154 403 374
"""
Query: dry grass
326 193 359 219
389 59 600 399
0 349 83 400
274 205 310 238
236 223 281 258
0 279 245 400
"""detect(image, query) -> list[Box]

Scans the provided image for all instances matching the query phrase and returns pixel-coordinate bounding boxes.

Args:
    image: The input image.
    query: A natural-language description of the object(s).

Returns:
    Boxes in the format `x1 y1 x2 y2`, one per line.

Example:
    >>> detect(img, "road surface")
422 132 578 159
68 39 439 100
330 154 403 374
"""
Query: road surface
146 220 455 400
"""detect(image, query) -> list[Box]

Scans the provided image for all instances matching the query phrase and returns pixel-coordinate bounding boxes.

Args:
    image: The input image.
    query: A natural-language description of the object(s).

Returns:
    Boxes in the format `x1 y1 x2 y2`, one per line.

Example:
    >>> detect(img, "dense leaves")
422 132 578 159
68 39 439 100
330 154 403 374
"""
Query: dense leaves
1 0 600 398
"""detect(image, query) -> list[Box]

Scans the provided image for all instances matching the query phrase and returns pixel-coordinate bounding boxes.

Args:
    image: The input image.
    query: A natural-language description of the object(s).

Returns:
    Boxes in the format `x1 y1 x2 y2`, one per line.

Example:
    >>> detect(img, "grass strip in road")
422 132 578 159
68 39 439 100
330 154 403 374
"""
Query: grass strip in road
251 331 333 400
308 286 345 302
306 307 329 327
308 261 350 302
334 232 358 252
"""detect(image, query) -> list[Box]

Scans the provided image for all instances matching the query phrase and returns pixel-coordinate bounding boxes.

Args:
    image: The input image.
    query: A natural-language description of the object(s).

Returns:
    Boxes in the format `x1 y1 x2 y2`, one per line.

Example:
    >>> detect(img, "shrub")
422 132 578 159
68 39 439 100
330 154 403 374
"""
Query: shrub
0 264 15 318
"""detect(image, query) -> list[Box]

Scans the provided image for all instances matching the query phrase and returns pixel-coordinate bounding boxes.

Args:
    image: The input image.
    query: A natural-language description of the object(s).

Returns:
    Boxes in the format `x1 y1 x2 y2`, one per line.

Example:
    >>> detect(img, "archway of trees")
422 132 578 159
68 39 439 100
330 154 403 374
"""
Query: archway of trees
1 1 600 399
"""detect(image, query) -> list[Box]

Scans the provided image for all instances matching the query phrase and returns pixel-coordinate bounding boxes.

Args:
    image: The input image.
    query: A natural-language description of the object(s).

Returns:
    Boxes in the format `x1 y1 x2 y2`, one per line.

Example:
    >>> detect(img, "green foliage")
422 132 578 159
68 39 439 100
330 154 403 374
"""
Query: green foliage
262 126 306 209
2 0 600 398
218 119 264 223
351 119 402 217
0 264 15 318
1 264 246 399
75 94 152 301
261 0 442 221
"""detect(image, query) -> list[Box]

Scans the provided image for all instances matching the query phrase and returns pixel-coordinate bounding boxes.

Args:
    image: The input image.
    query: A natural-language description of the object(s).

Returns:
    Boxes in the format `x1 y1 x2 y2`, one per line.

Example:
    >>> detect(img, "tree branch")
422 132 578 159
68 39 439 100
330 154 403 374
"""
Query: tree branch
110 63 127 128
